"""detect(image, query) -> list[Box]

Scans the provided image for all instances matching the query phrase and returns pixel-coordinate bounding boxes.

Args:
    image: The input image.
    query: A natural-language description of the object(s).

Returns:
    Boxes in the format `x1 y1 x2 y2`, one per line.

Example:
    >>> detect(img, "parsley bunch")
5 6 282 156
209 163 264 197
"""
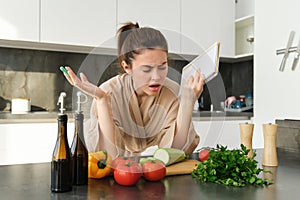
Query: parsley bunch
192 144 272 187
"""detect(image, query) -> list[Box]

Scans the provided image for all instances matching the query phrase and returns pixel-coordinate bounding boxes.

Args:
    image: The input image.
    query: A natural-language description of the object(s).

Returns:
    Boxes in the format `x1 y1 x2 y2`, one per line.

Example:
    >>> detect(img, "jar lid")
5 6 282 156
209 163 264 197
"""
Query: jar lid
12 98 30 101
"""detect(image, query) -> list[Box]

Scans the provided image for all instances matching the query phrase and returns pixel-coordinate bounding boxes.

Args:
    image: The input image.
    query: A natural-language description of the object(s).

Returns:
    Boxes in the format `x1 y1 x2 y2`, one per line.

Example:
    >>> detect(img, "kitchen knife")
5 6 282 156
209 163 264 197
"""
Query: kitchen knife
279 31 295 72
291 38 300 71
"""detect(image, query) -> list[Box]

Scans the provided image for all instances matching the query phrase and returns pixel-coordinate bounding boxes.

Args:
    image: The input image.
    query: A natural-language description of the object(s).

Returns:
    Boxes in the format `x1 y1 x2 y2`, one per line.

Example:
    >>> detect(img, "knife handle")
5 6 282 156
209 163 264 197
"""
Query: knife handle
279 56 287 72
292 54 299 71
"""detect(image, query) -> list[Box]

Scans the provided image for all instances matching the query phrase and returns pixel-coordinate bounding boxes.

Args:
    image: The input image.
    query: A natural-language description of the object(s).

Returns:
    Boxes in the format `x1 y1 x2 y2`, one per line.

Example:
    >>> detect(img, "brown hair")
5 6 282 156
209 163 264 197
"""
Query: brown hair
117 22 168 73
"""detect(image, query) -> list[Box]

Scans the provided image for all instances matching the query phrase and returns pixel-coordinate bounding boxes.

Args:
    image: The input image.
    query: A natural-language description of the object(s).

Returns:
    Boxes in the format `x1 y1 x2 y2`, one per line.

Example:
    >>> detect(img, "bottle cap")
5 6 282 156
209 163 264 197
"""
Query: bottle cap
57 113 68 121
74 113 84 120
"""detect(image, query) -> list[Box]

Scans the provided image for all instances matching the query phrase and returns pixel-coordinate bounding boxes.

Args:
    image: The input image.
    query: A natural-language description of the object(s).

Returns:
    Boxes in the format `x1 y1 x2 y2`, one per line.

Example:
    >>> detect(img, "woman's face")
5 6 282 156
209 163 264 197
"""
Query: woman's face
123 49 168 97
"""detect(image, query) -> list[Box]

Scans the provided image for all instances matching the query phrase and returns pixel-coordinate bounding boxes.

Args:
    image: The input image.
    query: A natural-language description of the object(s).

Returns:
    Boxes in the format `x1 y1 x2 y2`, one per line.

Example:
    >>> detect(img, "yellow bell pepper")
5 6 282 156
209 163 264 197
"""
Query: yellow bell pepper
88 150 112 179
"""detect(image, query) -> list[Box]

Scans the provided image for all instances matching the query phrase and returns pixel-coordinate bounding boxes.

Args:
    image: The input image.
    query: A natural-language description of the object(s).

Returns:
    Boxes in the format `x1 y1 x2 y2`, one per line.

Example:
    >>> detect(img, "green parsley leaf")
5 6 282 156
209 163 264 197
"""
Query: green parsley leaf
191 144 273 187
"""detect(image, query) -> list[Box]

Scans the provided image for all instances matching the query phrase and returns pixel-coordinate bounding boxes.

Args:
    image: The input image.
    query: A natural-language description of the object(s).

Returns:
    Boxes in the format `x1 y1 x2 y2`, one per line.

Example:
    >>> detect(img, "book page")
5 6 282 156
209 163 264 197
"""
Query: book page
180 42 220 95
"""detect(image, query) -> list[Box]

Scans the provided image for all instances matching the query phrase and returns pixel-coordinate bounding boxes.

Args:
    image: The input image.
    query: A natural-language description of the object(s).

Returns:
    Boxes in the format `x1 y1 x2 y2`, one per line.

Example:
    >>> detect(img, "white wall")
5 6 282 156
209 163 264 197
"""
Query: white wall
254 0 300 148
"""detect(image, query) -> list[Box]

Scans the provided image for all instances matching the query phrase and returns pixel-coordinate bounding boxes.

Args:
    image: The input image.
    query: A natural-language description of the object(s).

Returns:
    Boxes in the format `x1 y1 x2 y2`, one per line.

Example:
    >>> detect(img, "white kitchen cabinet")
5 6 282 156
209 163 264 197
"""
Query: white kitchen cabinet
40 0 117 48
117 0 181 54
181 0 235 57
0 0 39 42
235 15 254 56
0 123 74 165
235 0 254 56
193 119 251 151
235 0 254 20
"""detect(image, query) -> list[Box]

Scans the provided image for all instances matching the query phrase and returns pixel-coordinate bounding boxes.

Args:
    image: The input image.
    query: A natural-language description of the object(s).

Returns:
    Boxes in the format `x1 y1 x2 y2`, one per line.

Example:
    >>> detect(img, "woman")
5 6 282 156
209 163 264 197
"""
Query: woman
63 22 205 158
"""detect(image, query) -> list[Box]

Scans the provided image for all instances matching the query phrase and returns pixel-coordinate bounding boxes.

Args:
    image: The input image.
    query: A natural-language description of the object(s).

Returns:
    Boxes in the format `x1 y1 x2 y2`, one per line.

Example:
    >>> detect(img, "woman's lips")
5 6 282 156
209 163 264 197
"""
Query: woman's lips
149 84 161 91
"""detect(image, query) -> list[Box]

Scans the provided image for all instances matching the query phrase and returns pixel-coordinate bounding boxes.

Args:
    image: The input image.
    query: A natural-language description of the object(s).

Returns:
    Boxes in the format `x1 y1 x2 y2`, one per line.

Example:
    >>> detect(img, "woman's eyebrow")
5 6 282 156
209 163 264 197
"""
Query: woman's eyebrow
141 61 167 68
160 61 167 66
140 65 153 68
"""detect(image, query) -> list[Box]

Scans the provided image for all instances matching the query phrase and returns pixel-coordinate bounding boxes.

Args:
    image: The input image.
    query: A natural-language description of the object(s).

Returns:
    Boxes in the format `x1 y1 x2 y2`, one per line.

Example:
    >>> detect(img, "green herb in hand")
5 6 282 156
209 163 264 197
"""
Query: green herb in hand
191 144 273 187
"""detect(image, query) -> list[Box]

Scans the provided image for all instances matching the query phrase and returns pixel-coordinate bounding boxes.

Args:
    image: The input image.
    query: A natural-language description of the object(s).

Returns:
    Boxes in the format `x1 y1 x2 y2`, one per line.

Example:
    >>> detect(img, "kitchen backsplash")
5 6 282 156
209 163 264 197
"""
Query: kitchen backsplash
0 47 115 113
0 47 252 113
199 59 253 111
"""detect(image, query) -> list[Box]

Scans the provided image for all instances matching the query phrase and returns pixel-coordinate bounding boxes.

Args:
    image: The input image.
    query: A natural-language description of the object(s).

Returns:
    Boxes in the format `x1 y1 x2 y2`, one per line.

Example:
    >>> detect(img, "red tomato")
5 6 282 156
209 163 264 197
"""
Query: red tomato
113 161 142 186
110 156 135 172
142 161 166 181
198 149 210 161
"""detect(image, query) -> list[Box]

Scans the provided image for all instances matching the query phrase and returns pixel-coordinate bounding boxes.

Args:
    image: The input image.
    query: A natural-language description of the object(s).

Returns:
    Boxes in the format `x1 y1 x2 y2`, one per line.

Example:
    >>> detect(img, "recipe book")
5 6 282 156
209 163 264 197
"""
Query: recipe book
179 42 220 94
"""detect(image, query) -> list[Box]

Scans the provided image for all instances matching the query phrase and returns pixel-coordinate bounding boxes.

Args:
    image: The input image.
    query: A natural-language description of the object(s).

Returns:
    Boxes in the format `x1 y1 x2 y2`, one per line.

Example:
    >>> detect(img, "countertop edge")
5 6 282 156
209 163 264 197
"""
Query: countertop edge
192 116 252 121
0 116 252 124
0 111 253 124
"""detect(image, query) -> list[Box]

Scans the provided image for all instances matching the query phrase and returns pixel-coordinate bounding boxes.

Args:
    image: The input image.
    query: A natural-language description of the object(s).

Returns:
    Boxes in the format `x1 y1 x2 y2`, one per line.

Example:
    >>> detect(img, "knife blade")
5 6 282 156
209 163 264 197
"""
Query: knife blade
291 38 300 71
279 31 295 72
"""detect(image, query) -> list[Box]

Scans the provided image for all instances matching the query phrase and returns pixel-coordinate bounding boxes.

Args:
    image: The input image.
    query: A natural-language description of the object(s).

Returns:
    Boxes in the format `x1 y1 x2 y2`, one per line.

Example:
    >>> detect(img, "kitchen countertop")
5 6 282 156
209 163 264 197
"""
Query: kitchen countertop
192 110 253 121
0 149 299 200
0 110 253 124
0 111 75 123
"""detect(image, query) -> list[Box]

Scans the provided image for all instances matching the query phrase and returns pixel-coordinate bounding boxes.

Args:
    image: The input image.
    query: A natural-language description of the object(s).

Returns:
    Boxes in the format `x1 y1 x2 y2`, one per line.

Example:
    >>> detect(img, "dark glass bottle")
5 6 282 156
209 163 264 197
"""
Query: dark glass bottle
51 114 72 192
71 113 88 185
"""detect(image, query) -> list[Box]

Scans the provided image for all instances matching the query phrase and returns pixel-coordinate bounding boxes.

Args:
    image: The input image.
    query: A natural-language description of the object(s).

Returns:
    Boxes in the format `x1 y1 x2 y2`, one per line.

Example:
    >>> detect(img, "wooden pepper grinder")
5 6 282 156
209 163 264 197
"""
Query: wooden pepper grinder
239 123 254 158
262 123 278 166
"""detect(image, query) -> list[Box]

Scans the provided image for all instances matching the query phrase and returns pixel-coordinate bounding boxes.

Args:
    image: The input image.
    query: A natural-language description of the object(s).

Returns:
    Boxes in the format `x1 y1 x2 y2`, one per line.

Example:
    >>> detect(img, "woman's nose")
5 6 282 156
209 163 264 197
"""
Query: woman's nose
151 70 160 80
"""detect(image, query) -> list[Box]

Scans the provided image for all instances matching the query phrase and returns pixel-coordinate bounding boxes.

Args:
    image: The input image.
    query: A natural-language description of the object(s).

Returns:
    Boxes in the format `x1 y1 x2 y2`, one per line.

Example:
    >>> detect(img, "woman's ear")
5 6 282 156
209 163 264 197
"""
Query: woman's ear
121 60 131 73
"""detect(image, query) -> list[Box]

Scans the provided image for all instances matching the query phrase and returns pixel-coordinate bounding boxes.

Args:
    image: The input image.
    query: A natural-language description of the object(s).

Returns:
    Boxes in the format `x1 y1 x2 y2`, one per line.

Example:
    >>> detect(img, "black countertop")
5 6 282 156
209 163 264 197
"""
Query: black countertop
0 149 299 200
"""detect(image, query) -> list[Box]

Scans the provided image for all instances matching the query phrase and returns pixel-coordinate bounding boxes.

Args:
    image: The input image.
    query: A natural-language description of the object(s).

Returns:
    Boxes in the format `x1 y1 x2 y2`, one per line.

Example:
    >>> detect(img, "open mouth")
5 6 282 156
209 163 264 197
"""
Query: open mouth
149 84 161 91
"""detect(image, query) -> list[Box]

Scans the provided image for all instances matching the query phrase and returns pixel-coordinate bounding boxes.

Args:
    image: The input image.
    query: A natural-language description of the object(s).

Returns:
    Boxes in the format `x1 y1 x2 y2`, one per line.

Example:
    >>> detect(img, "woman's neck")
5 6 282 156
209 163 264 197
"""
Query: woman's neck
136 92 148 107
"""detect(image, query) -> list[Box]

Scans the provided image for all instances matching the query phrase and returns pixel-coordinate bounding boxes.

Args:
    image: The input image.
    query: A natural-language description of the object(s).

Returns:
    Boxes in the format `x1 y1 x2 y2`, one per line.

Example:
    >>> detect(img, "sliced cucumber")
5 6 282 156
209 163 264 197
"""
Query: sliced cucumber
153 148 187 166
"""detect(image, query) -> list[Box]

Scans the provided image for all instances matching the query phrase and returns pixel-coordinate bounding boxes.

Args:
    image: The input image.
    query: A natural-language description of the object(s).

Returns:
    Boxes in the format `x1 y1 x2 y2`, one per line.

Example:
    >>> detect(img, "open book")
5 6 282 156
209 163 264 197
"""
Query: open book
180 42 220 93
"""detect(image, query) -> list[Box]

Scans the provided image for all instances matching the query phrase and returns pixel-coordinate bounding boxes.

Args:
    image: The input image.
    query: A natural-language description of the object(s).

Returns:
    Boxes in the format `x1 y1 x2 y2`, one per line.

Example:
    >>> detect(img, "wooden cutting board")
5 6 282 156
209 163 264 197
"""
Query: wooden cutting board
166 159 200 176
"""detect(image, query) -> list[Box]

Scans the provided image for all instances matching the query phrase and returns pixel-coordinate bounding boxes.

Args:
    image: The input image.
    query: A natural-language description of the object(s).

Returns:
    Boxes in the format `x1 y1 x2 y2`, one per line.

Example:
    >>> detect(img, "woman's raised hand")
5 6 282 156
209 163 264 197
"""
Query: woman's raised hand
62 66 106 99
182 70 205 101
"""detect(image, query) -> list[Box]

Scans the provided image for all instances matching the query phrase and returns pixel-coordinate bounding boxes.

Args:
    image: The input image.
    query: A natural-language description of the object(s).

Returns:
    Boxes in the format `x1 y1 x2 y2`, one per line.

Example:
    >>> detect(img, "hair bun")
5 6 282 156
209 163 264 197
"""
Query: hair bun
135 22 139 28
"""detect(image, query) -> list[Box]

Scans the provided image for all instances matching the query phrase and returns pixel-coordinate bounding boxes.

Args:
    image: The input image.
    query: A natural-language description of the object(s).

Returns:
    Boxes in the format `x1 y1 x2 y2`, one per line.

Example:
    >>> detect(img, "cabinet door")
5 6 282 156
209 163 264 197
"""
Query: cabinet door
181 0 235 57
193 120 251 151
235 0 254 19
235 0 254 56
41 0 117 48
0 123 74 165
218 120 251 149
117 0 181 54
0 0 39 42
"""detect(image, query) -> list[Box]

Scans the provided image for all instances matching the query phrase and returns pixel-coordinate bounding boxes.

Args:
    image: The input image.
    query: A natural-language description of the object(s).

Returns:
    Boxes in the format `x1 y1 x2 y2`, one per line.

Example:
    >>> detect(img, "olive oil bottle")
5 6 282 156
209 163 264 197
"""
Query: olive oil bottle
70 92 88 185
51 92 72 192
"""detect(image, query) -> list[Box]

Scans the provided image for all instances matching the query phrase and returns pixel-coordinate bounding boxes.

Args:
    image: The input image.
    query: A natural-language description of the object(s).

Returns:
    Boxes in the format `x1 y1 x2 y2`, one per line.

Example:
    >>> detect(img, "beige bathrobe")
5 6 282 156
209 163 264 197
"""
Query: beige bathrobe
84 73 199 157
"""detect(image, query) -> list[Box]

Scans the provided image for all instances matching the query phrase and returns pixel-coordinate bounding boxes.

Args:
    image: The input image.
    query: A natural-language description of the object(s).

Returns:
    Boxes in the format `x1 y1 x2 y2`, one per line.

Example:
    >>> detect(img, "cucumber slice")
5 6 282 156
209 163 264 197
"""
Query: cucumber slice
153 148 187 166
